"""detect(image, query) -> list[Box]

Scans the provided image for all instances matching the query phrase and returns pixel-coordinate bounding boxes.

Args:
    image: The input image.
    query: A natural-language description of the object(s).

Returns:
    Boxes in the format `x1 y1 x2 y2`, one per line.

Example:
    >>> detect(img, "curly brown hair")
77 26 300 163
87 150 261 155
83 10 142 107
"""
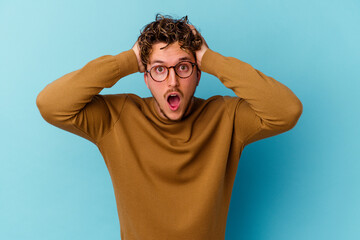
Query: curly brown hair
137 14 203 68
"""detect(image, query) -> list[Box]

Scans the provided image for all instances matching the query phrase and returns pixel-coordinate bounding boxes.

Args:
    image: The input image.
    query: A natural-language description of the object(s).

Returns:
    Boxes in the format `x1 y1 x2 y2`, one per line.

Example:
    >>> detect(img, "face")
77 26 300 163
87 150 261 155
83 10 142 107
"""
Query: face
144 42 201 121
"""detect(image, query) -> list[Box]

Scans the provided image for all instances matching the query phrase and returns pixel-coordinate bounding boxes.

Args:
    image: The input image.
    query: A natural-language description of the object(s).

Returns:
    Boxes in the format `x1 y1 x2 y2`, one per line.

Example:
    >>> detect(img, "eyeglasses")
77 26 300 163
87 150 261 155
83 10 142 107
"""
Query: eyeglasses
146 61 197 82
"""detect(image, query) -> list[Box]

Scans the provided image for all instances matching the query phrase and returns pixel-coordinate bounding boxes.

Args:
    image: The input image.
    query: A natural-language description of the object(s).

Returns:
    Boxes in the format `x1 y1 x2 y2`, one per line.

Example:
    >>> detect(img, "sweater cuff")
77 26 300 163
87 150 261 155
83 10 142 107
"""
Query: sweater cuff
113 49 139 79
200 49 222 75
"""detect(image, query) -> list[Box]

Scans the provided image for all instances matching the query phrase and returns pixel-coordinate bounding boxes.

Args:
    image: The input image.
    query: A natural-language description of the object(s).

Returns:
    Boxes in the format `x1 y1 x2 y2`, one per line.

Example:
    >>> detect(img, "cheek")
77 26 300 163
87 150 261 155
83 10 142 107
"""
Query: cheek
183 78 198 92
148 83 165 98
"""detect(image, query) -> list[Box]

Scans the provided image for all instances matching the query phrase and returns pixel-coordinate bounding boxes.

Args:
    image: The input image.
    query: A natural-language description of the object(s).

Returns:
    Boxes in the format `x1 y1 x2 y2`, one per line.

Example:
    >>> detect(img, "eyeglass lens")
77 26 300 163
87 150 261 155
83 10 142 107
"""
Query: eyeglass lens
149 62 194 81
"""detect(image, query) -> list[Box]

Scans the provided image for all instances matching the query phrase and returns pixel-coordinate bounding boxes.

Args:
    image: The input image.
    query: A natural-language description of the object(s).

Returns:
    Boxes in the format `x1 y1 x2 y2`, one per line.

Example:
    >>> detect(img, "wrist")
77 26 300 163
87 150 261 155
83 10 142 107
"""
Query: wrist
131 47 145 73
197 47 209 69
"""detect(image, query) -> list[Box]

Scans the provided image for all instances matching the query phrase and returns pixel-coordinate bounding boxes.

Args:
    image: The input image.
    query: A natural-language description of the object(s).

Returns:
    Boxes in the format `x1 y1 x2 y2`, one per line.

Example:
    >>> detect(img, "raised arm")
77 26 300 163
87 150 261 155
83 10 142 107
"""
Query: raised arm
194 32 302 145
36 49 139 144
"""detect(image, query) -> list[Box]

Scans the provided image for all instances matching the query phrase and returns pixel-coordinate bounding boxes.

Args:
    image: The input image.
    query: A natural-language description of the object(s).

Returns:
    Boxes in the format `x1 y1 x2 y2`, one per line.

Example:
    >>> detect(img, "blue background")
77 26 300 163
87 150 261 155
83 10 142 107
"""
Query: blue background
1 0 359 239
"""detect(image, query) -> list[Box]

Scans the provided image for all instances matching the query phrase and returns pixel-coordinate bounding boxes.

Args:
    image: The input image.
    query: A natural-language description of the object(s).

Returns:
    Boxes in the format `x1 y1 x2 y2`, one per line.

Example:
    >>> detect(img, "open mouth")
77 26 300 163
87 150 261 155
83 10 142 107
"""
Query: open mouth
167 93 181 111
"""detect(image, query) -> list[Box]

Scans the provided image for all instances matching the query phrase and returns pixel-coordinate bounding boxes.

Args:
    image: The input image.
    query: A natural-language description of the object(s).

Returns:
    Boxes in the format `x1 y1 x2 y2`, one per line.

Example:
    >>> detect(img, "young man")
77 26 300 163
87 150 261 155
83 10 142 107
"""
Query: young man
37 15 302 240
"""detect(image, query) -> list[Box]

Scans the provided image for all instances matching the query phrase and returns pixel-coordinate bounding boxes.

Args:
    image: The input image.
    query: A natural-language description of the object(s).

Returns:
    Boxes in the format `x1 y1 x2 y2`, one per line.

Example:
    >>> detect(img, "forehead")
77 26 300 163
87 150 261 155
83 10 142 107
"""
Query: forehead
149 42 195 65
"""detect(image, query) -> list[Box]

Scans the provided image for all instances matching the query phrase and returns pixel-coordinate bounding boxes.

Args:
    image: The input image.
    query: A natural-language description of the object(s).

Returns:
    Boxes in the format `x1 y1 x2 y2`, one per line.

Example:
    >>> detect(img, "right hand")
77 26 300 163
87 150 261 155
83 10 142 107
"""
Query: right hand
132 41 146 73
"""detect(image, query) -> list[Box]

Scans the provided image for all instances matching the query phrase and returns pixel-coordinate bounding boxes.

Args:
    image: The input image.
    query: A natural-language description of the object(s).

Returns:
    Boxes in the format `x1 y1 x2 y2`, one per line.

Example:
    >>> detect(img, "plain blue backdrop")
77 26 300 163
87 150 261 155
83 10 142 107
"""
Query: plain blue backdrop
1 0 359 239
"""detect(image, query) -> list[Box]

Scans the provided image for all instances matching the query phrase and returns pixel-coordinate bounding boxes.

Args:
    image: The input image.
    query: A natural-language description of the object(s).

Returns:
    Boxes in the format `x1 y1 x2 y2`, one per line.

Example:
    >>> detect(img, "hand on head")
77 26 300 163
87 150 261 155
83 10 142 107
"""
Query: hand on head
188 24 209 69
132 41 146 73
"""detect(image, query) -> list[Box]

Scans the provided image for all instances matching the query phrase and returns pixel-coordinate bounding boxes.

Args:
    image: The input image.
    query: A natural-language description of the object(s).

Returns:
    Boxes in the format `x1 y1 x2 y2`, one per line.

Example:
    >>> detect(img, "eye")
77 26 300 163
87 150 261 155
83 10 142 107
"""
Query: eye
177 63 190 72
154 66 166 74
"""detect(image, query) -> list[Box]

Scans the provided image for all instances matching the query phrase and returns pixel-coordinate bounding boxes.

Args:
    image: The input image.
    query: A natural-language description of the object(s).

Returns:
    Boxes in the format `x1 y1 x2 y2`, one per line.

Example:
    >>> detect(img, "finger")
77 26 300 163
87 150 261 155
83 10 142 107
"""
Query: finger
188 24 198 36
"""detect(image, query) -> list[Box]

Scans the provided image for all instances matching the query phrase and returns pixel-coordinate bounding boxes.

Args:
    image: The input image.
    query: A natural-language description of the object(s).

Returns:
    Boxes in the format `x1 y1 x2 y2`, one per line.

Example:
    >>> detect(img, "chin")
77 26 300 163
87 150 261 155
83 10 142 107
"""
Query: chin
161 108 184 121
167 113 183 121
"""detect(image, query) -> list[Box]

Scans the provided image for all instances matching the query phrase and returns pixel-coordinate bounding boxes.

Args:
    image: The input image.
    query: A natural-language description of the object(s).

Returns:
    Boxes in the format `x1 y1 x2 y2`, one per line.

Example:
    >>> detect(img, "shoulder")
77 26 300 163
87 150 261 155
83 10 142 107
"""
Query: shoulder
195 95 248 120
195 95 243 108
98 93 148 112
193 95 242 115
100 93 143 104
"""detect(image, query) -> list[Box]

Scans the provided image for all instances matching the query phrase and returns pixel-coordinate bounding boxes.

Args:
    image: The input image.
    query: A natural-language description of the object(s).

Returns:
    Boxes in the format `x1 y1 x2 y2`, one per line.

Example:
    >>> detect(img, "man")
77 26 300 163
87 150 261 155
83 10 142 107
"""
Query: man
37 14 302 240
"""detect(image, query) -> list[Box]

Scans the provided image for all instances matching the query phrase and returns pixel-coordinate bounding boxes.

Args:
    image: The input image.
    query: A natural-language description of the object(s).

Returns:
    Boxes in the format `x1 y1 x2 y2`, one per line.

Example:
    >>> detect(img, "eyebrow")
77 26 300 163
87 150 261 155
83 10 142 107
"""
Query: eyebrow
151 57 193 65
151 60 165 64
179 57 193 61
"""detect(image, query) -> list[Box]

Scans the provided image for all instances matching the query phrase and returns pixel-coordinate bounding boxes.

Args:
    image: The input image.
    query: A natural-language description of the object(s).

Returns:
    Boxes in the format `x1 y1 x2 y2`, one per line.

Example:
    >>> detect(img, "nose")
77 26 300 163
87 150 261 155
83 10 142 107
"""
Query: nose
167 67 179 87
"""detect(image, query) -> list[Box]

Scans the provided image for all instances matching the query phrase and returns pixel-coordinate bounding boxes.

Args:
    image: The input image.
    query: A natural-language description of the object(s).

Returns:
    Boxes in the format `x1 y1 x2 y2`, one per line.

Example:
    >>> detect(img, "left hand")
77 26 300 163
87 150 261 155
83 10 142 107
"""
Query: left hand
189 25 209 69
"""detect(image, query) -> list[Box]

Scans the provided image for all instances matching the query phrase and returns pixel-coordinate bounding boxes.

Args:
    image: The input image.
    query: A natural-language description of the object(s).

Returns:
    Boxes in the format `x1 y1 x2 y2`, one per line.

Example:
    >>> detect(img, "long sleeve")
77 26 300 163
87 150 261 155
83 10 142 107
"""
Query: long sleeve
201 49 303 145
36 49 139 144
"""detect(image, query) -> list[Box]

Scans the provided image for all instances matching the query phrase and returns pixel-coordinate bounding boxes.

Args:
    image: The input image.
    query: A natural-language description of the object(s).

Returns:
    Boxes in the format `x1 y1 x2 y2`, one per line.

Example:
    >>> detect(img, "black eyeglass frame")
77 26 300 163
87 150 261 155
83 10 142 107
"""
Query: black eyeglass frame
145 61 198 82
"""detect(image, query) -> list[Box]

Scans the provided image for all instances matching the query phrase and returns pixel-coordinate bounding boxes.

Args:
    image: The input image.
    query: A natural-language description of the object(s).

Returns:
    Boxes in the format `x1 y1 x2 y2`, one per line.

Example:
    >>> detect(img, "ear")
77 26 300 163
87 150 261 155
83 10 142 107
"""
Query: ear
144 72 150 89
196 70 201 86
